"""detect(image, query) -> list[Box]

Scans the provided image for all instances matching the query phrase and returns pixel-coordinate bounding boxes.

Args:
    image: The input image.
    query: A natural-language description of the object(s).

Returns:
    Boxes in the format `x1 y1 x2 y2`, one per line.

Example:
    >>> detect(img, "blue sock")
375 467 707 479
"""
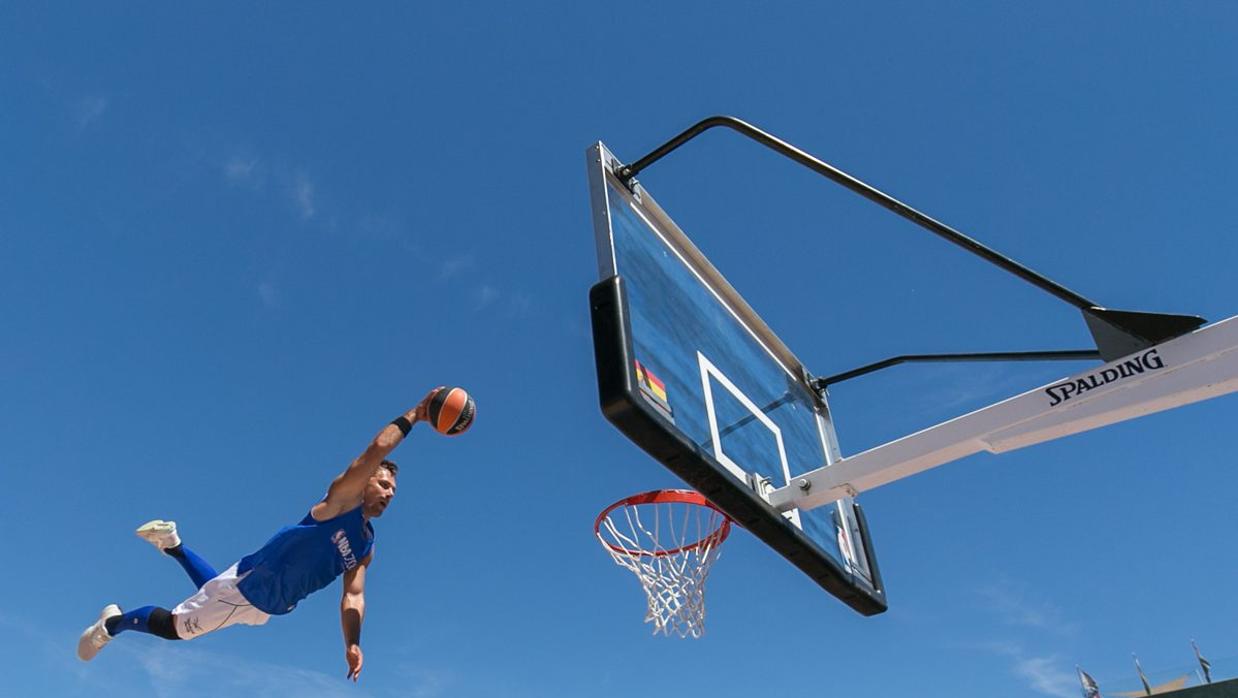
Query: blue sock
104 606 180 640
105 606 156 636
166 544 218 589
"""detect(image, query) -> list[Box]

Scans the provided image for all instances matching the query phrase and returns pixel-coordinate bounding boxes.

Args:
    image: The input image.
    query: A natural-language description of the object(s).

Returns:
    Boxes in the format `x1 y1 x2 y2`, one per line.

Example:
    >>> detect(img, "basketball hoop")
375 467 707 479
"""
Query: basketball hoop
594 489 733 638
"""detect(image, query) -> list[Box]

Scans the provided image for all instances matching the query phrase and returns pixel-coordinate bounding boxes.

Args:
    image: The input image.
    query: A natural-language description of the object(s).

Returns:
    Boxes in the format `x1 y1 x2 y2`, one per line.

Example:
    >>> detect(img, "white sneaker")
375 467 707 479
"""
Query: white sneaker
135 520 180 552
77 604 121 661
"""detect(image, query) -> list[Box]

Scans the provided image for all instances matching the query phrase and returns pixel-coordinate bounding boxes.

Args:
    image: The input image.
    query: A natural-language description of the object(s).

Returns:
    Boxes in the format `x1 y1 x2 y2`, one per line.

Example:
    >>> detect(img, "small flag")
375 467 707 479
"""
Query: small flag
1078 667 1102 698
1192 640 1212 684
634 359 673 418
642 366 667 402
1134 656 1152 696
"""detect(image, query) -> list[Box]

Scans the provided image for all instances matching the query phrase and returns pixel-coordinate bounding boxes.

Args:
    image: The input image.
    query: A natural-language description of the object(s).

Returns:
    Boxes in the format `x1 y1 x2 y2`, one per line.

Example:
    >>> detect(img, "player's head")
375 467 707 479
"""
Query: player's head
362 460 399 518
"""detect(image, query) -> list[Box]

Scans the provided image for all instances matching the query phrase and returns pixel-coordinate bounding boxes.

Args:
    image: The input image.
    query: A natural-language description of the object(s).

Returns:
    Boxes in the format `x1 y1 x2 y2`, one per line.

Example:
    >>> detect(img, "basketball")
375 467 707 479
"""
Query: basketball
426 387 476 436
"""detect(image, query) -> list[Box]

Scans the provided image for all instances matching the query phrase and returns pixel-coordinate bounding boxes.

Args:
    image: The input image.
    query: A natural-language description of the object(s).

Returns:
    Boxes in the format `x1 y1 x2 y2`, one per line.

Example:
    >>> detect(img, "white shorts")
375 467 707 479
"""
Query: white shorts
171 562 271 639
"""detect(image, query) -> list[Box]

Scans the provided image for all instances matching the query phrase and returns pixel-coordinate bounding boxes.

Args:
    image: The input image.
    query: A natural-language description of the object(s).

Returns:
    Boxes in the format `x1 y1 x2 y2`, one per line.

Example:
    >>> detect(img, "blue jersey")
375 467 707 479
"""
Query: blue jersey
236 505 375 615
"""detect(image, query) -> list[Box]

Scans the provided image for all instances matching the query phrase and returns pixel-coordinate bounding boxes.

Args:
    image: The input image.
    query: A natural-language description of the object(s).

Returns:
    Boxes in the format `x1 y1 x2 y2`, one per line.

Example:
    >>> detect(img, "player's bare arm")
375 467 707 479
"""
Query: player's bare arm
341 552 371 681
312 389 438 521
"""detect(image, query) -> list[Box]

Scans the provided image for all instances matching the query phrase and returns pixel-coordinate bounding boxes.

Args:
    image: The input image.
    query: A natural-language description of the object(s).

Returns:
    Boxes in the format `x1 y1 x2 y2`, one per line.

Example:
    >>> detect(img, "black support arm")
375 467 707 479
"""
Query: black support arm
811 350 1101 389
616 115 1205 360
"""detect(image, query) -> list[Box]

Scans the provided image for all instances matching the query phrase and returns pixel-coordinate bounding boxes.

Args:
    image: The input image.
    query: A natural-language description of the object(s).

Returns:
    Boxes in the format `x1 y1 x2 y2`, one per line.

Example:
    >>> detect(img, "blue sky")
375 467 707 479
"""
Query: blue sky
3 3 1237 696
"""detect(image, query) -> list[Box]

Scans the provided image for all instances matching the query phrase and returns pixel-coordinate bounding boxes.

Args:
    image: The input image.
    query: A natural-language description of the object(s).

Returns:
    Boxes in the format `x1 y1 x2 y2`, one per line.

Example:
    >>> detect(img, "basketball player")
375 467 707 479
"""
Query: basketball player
77 388 467 681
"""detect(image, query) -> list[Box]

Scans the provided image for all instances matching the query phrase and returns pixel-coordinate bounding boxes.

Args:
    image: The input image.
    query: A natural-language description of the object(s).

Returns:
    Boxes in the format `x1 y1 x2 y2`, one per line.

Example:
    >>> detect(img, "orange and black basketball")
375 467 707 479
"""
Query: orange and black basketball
426 387 475 436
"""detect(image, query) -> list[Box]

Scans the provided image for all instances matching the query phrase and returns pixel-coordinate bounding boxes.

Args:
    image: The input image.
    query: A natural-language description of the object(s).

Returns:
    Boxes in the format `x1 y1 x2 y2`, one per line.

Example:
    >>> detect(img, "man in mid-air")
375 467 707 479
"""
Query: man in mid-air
78 389 449 681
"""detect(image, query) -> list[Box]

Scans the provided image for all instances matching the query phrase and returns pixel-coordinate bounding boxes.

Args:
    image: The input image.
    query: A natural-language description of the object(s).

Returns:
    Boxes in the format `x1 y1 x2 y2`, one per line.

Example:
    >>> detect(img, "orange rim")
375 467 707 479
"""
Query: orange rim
594 489 732 557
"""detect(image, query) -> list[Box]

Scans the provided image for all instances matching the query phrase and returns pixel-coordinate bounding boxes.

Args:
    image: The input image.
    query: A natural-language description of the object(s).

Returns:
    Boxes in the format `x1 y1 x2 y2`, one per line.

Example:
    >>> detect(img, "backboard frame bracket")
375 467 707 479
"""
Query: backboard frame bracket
748 472 774 501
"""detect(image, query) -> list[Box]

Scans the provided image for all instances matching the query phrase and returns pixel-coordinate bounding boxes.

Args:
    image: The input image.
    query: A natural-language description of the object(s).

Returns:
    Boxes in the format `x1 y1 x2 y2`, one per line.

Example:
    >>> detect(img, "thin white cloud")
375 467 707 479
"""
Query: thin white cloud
438 254 475 281
0 611 91 682
434 256 536 318
75 95 108 129
474 284 499 310
292 172 316 220
258 282 281 309
1012 654 1079 698
2 609 447 698
930 365 1034 412
975 642 1079 698
506 293 533 319
395 663 455 698
224 156 264 190
977 580 1077 635
353 213 404 241
967 581 1083 696
125 642 367 698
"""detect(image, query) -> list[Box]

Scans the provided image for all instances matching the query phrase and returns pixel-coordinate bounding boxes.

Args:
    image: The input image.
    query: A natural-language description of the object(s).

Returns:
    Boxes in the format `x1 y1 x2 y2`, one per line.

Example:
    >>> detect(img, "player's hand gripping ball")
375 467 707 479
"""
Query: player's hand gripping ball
425 387 476 436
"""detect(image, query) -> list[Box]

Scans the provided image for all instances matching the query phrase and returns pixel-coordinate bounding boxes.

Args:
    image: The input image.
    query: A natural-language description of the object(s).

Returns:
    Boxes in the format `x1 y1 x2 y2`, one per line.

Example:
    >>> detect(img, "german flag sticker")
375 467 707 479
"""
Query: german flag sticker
634 359 673 421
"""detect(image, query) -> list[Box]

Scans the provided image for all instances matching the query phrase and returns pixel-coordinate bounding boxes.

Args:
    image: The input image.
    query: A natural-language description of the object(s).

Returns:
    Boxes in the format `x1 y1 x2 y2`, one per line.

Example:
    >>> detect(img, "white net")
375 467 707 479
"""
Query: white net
595 491 732 639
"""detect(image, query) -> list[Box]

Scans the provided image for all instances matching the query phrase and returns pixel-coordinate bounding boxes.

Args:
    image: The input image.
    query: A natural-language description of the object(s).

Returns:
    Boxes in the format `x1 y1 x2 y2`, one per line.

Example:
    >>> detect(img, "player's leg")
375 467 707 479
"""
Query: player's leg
77 604 179 661
136 520 218 589
106 606 180 639
77 563 269 661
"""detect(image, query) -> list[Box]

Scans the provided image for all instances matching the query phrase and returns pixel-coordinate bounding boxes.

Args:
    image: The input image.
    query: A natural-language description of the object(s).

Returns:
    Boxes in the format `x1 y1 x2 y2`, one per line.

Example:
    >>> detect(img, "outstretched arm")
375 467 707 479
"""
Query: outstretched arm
313 389 438 521
341 553 371 681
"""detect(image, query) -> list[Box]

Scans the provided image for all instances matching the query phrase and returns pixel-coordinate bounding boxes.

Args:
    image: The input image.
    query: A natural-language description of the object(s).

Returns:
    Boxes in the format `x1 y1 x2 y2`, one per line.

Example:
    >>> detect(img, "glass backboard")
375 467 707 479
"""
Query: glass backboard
586 142 886 615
